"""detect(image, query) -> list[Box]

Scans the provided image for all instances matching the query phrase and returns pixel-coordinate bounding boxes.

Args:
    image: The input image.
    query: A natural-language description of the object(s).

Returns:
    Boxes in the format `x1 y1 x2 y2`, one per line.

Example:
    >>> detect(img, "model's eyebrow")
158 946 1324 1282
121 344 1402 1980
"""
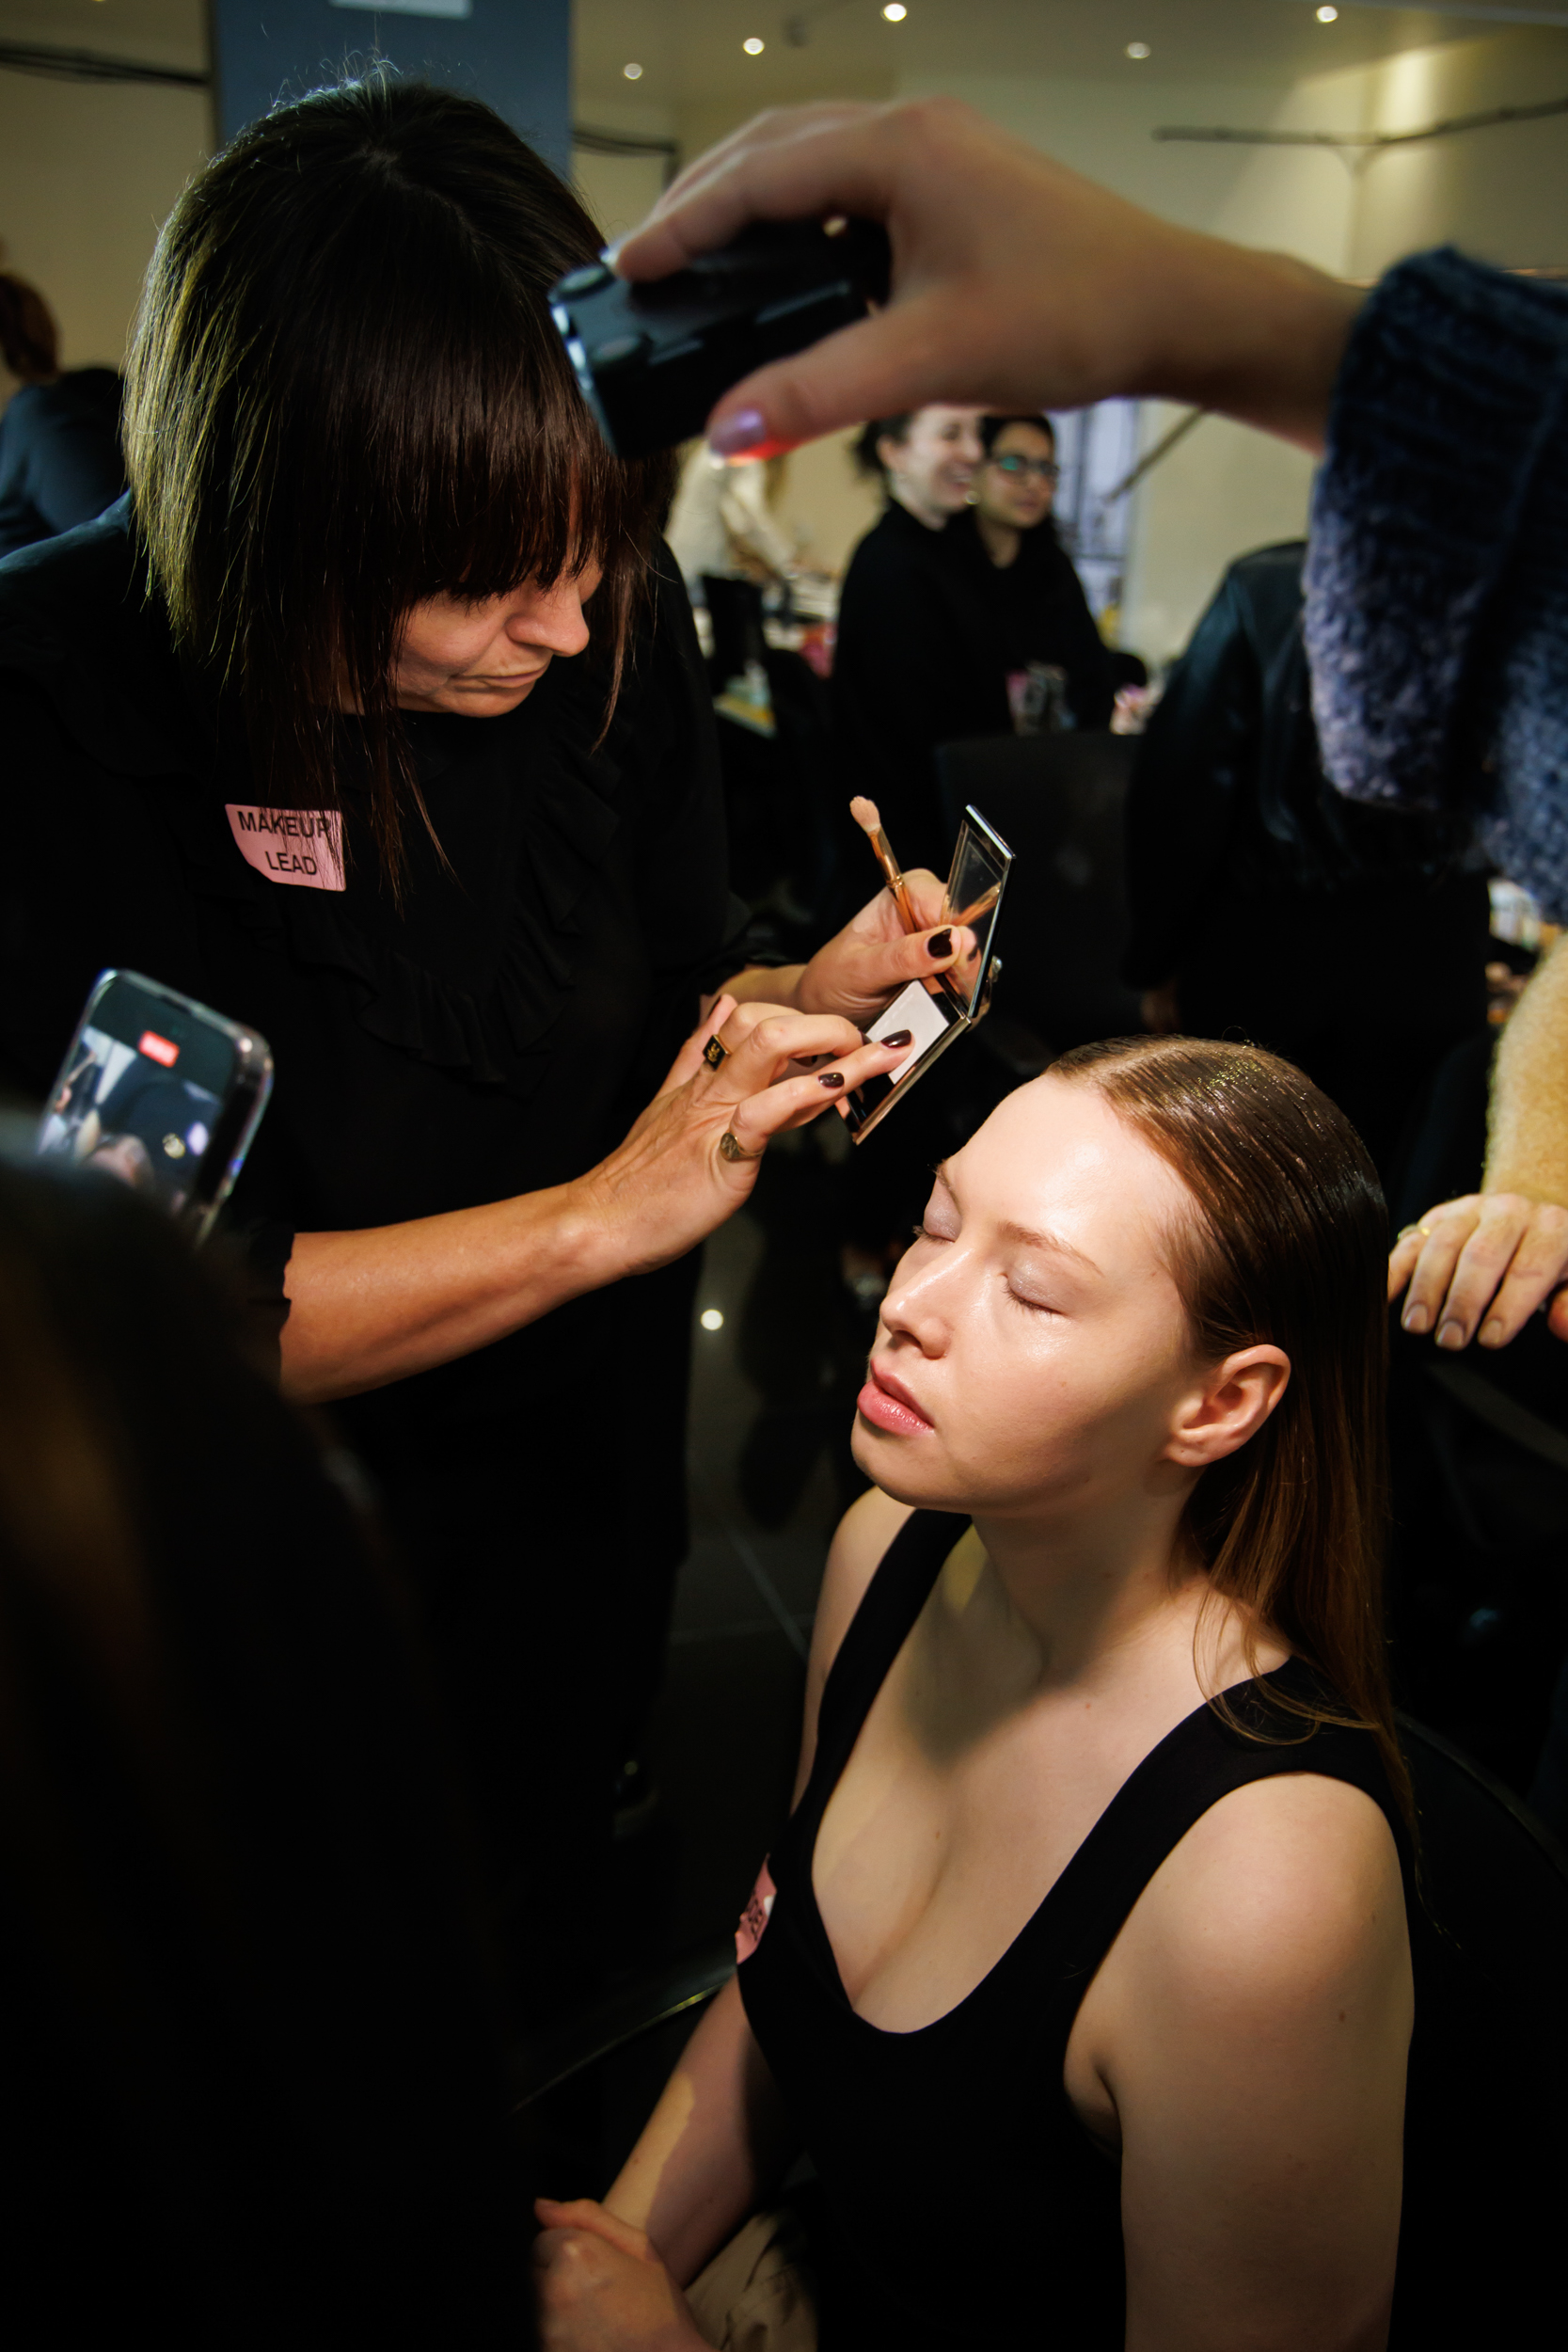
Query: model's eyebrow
996 1221 1102 1277
930 1164 1102 1277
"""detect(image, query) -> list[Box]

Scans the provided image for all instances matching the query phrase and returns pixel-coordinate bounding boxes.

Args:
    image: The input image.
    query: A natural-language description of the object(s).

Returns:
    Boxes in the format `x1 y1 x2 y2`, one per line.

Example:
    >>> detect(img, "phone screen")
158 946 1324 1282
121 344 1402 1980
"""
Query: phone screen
38 972 273 1235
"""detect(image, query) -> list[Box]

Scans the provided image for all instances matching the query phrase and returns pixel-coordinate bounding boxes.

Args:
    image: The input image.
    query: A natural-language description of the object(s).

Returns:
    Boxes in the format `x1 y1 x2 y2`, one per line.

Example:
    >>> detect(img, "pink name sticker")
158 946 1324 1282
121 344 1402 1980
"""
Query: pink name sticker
225 803 345 892
735 1857 777 1963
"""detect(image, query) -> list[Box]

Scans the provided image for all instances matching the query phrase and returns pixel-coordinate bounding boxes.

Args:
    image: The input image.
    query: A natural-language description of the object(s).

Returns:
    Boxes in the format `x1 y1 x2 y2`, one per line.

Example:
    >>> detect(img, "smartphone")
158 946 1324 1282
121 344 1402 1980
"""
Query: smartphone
38 970 274 1243
549 218 892 460
844 808 1014 1146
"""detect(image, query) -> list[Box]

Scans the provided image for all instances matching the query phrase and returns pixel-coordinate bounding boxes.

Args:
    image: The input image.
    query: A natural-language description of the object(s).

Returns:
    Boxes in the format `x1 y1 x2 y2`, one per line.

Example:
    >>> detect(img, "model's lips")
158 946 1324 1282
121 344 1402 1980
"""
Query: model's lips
855 1359 934 1437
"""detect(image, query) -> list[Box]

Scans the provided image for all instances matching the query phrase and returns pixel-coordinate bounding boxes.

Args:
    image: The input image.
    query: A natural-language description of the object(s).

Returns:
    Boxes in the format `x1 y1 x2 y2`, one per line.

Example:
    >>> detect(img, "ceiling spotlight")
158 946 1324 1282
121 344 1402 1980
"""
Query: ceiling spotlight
1317 5 1338 18
622 60 643 78
743 36 766 54
882 3 908 18
1125 40 1150 58
699 1308 724 1331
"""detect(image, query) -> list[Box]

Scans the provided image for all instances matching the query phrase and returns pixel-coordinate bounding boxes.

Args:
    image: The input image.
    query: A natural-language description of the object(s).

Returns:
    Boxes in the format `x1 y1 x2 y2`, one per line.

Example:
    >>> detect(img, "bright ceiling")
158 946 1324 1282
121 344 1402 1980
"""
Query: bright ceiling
574 0 1541 115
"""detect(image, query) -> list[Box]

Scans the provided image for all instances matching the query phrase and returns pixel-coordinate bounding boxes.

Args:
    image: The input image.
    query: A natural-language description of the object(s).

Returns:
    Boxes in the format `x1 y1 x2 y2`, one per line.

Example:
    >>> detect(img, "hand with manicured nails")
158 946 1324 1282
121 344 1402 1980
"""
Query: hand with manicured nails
1388 1193 1568 1351
793 865 975 1027
612 98 1362 464
579 993 912 1279
533 2198 705 2352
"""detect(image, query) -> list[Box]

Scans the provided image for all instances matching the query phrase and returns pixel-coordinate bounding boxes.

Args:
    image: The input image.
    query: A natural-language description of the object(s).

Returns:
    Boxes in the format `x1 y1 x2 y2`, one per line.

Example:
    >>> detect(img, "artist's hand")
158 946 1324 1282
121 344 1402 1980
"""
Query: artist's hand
579 993 912 1278
1389 1193 1568 1350
534 2198 706 2352
614 99 1360 459
794 872 975 1026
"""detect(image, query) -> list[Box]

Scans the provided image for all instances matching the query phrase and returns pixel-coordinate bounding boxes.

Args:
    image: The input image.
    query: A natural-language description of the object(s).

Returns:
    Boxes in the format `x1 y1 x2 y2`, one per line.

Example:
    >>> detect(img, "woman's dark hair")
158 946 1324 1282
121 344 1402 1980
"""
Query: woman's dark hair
979 411 1055 456
1051 1035 1411 1823
0 272 58 381
0 1152 523 2329
851 413 913 481
125 72 673 890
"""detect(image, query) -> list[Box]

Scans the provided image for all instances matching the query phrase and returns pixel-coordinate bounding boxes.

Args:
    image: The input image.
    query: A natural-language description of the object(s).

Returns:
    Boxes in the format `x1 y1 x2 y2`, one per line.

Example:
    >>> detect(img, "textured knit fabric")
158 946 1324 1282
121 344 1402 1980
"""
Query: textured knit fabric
1306 247 1568 917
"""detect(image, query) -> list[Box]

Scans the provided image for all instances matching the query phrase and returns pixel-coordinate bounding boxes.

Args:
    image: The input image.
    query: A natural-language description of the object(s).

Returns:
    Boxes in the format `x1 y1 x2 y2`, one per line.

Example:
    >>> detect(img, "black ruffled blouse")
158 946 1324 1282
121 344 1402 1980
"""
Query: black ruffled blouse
0 501 747 1439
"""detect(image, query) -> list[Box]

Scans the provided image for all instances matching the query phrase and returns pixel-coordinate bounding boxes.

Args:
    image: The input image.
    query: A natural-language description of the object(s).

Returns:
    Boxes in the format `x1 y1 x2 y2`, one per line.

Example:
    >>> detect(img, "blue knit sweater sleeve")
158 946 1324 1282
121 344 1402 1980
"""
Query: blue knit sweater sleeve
1304 246 1568 919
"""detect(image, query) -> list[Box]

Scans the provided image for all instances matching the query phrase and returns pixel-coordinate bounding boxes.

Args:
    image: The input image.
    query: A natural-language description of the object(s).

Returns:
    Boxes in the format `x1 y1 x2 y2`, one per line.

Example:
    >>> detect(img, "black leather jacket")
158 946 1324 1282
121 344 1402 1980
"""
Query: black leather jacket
1123 541 1466 988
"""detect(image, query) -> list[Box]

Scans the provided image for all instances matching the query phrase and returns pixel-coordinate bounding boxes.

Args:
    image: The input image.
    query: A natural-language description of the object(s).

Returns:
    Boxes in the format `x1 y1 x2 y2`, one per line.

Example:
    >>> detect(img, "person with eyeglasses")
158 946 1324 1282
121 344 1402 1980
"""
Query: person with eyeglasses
961 411 1115 734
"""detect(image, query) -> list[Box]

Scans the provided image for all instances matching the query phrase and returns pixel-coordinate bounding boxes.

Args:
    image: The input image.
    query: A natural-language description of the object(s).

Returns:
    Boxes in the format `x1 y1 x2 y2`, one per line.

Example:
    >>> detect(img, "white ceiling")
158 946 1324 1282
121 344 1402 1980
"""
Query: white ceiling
574 0 1543 117
0 1 1554 116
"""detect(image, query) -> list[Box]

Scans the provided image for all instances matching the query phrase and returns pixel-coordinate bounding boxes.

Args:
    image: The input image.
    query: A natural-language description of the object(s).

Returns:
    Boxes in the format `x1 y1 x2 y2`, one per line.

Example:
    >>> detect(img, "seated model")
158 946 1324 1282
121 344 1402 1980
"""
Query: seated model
536 1036 1418 2351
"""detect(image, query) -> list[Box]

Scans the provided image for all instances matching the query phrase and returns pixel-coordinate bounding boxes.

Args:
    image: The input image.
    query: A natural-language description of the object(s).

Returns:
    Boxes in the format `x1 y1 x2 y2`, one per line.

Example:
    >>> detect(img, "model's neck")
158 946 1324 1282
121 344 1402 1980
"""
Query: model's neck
959 1487 1205 1695
889 482 950 533
974 510 1022 568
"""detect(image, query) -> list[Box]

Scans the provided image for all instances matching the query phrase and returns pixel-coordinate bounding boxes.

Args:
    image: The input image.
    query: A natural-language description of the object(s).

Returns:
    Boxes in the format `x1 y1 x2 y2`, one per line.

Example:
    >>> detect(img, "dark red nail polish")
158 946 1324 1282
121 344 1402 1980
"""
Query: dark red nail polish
882 1029 913 1048
927 929 952 958
817 1070 845 1090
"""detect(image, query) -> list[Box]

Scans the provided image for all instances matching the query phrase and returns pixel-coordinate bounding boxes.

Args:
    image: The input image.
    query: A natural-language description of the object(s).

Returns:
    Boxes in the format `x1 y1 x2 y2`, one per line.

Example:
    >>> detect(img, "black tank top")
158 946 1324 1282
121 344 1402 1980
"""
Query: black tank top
738 1508 1411 2351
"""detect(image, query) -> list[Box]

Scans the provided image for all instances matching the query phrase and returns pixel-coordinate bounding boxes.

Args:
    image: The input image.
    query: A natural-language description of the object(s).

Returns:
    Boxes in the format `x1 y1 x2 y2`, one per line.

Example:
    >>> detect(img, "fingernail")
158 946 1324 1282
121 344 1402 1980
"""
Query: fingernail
1436 1318 1465 1350
1402 1303 1429 1334
708 407 768 460
1480 1317 1503 1347
817 1070 845 1090
927 929 952 959
882 1028 913 1049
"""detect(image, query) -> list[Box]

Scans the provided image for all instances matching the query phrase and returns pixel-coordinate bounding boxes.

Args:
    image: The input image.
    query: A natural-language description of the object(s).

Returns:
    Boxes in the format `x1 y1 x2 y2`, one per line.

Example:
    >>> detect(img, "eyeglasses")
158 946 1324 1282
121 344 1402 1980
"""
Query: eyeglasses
990 453 1060 483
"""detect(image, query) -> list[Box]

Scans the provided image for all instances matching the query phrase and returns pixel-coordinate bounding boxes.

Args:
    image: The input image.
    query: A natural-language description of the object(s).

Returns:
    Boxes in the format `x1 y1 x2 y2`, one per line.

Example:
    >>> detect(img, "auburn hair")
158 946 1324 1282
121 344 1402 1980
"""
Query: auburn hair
1051 1035 1410 1823
124 72 673 890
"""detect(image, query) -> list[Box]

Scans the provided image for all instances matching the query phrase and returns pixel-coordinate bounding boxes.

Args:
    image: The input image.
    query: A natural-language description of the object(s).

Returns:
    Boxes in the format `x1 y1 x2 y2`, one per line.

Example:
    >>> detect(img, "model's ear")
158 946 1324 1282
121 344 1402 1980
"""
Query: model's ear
1162 1345 1291 1470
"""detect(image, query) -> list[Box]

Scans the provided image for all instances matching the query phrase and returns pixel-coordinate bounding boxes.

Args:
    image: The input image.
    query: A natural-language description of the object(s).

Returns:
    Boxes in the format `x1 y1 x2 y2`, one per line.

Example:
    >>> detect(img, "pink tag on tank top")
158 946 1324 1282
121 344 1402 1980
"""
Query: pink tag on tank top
225 804 345 891
736 1858 777 1963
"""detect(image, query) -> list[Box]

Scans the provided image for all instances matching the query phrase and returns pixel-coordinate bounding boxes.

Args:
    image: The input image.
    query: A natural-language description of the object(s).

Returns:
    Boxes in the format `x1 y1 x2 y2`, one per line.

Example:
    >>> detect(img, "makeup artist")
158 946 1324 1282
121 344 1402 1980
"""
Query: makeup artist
0 77 966 2000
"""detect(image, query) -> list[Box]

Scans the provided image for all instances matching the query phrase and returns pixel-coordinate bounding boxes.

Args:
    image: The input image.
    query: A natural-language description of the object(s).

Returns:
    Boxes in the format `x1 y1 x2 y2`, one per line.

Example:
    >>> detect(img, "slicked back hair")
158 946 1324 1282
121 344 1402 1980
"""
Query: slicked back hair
1051 1034 1411 1827
125 72 673 890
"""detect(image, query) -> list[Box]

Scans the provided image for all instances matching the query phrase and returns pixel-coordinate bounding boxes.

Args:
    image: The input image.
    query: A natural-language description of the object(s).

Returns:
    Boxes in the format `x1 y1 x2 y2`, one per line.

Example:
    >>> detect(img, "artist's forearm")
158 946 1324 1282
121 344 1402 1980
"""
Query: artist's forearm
278 1182 619 1404
1484 936 1568 1204
605 1979 796 2287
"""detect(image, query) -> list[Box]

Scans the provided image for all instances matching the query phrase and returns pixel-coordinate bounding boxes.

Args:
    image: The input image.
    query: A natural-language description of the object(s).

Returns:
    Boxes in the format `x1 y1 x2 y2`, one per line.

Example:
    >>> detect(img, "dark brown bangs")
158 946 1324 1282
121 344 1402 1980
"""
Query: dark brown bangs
125 72 673 892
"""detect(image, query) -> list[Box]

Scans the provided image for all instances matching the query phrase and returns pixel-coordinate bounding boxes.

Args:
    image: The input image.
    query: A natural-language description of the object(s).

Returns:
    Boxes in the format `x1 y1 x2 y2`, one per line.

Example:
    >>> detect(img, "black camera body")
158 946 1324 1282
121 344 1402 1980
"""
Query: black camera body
549 217 892 460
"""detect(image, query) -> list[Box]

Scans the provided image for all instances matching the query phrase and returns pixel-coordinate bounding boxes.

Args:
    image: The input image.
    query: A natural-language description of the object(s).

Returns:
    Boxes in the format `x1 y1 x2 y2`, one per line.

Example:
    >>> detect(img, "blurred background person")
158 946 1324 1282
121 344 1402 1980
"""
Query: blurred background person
0 269 124 559
962 410 1115 734
0 1150 528 2341
1124 539 1490 1186
831 405 986 875
666 443 797 606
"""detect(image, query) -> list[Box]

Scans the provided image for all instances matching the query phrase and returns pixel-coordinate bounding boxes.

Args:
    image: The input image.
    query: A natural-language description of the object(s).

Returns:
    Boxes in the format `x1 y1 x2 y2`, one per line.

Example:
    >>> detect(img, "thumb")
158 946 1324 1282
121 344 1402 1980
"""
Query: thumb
705 292 981 457
533 2198 654 2261
879 923 975 987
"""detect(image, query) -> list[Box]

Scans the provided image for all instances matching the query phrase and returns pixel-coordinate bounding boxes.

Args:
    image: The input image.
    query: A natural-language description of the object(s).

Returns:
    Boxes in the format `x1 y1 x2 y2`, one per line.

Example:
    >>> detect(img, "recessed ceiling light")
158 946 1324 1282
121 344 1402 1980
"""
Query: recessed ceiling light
1317 5 1338 18
622 60 643 78
700 1308 724 1331
882 3 908 19
1126 40 1150 58
743 36 766 53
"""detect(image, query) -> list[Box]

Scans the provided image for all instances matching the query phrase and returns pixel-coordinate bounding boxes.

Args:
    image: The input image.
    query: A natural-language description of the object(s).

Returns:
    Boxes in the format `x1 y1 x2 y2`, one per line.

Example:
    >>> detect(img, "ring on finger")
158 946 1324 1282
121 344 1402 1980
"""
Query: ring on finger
719 1130 765 1164
703 1031 732 1071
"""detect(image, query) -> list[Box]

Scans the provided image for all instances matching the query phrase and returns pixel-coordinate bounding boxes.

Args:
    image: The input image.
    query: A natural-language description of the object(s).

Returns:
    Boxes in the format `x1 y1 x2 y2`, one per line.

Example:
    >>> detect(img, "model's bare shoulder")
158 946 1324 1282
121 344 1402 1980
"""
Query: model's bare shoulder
791 1488 913 1802
1086 1774 1412 2351
1123 1770 1409 2018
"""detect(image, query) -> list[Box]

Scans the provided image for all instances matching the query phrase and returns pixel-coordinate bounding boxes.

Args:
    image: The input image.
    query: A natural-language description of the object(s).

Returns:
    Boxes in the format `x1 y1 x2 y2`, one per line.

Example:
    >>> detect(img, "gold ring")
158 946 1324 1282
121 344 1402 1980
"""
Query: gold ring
703 1032 731 1071
719 1130 765 1164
